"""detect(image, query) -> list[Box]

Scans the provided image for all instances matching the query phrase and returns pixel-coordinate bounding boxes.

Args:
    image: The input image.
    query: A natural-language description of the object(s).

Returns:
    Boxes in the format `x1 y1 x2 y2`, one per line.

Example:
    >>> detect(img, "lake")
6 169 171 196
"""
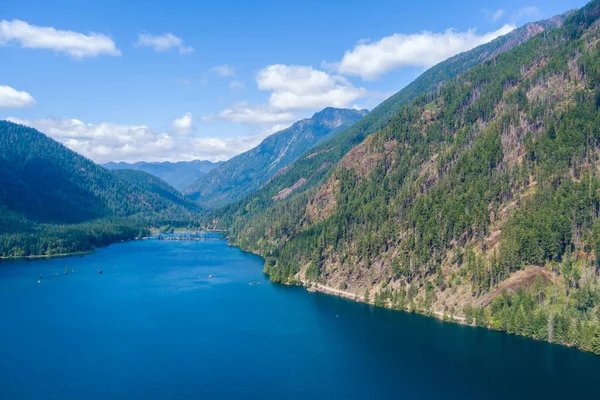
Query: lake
1 239 599 399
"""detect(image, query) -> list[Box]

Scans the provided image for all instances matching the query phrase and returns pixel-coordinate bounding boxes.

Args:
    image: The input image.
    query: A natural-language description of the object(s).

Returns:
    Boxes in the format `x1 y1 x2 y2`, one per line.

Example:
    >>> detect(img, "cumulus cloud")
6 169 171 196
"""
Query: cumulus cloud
207 64 365 130
261 123 292 136
134 33 193 54
171 112 194 135
0 19 120 58
206 102 296 123
0 85 35 108
6 117 174 163
210 64 236 77
483 9 505 23
329 24 515 80
256 64 367 110
5 116 271 163
191 134 269 161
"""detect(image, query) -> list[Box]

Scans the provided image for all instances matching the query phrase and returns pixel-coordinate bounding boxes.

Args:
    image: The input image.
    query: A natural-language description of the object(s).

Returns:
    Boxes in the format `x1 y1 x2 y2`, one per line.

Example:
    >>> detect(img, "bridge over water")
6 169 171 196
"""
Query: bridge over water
157 231 227 241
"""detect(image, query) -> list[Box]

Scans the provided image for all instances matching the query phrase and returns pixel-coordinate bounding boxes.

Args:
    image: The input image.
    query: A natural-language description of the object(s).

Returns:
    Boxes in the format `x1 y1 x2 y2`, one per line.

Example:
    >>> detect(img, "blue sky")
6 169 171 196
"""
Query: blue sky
0 0 588 162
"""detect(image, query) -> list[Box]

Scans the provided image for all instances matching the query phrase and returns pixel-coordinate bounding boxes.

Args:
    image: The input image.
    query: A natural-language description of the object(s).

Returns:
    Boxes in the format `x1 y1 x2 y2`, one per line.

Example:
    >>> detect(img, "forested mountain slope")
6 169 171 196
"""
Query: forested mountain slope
185 107 367 207
217 1 600 354
0 121 199 257
210 13 570 218
104 160 222 192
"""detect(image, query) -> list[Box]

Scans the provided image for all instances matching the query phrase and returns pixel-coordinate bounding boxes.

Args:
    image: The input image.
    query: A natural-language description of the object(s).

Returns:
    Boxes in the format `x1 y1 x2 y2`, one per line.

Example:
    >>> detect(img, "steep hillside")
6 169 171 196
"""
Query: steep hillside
186 107 367 207
109 169 200 218
218 1 600 354
211 13 570 216
0 121 200 257
104 160 222 191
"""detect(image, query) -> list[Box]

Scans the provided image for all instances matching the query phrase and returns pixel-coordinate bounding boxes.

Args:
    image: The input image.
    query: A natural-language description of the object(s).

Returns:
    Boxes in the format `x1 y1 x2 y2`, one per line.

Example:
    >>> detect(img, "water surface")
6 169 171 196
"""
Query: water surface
1 239 599 399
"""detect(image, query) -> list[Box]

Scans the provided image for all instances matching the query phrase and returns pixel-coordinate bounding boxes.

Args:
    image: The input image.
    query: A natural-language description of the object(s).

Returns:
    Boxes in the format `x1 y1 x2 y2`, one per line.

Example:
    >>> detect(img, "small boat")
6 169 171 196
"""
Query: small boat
208 274 214 278
98 270 103 275
64 266 69 274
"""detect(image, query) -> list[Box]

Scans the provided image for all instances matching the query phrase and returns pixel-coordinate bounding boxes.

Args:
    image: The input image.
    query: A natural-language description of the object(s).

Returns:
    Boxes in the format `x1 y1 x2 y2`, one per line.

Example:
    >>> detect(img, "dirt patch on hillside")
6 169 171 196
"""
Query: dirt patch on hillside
340 137 397 179
477 266 552 307
272 178 307 200
306 176 339 223
306 148 333 159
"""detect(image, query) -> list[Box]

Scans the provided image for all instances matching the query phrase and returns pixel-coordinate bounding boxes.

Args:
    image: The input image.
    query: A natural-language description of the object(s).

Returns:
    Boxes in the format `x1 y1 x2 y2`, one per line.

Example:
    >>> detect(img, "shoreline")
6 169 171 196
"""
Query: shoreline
1 232 223 261
231 241 469 324
3 237 592 355
295 278 595 355
0 250 94 261
0 237 150 261
303 280 467 323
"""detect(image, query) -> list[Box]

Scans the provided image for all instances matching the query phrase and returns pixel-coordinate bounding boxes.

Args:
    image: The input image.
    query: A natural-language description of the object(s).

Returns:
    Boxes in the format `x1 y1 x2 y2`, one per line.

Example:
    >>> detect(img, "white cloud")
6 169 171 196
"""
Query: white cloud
0 85 35 108
208 64 365 130
6 117 174 163
191 134 268 161
256 64 367 110
171 112 194 135
483 9 505 23
0 19 120 58
229 80 245 90
134 33 193 54
210 64 236 77
5 116 270 163
261 123 292 136
330 24 515 80
207 102 296 123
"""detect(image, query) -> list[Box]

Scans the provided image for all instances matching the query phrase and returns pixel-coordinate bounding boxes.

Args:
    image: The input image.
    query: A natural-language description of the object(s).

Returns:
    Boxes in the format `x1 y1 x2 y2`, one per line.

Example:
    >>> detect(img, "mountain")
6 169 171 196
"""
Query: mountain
213 1 600 354
208 12 571 230
0 121 199 257
185 107 368 207
103 160 222 192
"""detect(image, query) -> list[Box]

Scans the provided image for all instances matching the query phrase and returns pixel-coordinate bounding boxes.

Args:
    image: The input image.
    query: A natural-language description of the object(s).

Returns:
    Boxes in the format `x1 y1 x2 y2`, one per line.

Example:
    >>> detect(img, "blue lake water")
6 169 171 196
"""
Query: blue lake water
1 239 599 399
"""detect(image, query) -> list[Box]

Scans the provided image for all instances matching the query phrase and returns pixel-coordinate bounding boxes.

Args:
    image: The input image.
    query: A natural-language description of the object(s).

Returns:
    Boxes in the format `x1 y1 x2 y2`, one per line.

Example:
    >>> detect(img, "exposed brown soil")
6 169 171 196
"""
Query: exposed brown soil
476 266 552 307
340 137 397 179
306 176 339 223
272 178 307 200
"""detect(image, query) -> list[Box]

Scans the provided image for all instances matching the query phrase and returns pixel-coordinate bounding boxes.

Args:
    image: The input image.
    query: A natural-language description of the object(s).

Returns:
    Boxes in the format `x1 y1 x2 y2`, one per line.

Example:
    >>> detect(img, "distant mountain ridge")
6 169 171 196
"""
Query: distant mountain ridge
103 160 222 191
185 107 368 207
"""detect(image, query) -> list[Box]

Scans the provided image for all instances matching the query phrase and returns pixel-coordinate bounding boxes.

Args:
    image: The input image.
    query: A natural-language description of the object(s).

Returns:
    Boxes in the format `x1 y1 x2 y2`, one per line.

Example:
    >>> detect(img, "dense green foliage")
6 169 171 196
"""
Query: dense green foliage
463 276 600 354
186 108 367 207
0 217 149 258
0 121 200 257
213 1 600 354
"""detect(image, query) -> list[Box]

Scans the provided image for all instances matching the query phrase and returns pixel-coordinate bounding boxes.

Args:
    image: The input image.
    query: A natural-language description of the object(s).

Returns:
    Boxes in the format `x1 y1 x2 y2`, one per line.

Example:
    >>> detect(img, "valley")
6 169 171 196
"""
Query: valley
3 0 600 361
